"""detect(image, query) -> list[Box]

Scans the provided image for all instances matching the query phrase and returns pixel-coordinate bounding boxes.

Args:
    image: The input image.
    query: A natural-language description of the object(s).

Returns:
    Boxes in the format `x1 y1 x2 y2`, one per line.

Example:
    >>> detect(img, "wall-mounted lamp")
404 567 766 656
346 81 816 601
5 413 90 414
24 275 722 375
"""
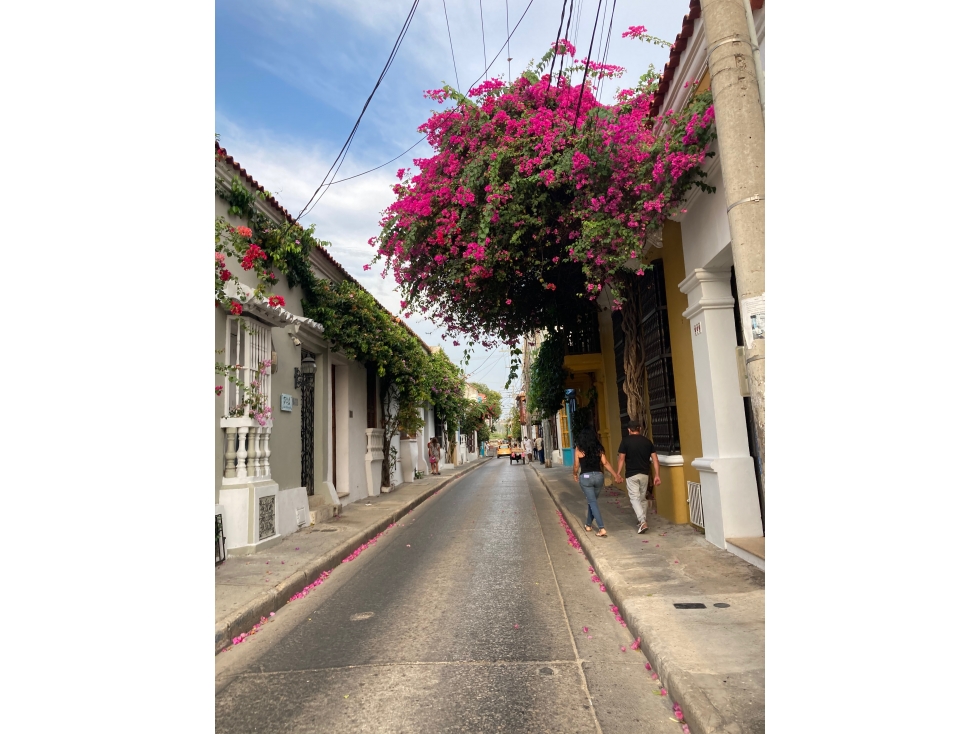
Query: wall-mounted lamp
294 355 316 389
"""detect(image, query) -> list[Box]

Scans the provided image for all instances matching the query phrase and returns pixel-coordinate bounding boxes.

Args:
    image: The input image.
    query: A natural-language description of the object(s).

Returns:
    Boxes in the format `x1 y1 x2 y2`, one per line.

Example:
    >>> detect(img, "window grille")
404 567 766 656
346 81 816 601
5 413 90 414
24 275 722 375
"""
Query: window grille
639 262 681 454
224 317 271 417
564 309 601 355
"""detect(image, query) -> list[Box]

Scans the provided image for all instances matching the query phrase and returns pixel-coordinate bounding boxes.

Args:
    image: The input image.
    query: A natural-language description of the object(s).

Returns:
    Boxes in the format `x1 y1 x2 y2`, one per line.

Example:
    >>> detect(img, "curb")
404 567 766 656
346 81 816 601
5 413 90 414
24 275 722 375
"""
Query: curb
531 465 730 734
215 458 489 655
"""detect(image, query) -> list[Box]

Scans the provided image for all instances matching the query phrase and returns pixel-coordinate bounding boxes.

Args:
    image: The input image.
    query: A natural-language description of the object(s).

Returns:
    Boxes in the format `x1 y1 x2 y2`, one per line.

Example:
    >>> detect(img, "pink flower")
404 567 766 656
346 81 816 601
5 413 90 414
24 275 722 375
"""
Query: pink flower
631 638 641 650
645 662 651 671
582 626 589 633
660 688 668 696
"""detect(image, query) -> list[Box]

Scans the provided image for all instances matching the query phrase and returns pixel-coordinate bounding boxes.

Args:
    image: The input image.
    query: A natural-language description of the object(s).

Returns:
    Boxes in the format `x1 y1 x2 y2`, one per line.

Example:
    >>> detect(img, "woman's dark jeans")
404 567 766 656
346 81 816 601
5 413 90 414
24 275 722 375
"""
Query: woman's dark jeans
579 472 605 529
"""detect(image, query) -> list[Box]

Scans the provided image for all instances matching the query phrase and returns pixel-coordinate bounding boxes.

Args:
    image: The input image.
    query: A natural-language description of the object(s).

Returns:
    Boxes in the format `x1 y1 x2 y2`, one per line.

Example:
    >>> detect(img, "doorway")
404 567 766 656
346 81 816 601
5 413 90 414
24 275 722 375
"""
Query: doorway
300 348 315 496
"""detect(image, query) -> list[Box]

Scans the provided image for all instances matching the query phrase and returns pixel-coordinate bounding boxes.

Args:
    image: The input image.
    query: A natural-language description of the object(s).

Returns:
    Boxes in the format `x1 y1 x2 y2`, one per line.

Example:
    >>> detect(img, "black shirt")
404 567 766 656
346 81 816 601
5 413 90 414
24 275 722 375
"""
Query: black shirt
577 447 603 473
617 434 656 478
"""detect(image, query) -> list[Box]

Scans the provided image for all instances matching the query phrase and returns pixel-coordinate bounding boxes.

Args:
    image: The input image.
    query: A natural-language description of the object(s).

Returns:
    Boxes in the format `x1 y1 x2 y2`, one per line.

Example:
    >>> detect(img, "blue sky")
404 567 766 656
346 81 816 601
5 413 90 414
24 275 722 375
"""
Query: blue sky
216 0 692 413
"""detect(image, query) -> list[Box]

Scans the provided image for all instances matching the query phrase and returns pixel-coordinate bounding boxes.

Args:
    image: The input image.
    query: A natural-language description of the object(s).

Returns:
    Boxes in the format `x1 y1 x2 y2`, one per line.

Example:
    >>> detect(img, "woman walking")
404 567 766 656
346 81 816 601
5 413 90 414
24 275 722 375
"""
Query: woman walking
428 437 441 476
572 427 622 537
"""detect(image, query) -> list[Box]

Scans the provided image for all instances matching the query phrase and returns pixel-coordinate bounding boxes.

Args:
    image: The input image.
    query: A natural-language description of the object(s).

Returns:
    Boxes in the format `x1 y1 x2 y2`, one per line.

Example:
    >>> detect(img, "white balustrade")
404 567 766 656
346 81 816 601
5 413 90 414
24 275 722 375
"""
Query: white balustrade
366 428 385 461
221 418 273 484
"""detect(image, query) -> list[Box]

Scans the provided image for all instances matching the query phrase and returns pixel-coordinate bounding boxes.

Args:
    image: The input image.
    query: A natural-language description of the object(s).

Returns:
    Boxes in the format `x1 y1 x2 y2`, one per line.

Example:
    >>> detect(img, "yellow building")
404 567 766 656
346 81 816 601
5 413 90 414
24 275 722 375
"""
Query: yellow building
560 0 767 569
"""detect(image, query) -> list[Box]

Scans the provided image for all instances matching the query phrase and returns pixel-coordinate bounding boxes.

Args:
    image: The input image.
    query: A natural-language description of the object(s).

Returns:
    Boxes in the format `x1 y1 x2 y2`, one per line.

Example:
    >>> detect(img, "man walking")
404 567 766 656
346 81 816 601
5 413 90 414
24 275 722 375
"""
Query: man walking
616 420 661 534
534 434 543 464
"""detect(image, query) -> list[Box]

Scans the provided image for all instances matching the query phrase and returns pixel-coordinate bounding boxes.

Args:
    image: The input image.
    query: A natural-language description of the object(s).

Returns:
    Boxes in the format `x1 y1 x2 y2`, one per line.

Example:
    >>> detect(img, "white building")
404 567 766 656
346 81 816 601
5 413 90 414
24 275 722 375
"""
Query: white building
214 146 439 557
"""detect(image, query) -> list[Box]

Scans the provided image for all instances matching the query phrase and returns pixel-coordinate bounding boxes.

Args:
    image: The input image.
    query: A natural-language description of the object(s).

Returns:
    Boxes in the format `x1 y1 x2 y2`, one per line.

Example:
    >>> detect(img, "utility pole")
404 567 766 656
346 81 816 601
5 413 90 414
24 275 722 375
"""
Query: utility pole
700 0 766 494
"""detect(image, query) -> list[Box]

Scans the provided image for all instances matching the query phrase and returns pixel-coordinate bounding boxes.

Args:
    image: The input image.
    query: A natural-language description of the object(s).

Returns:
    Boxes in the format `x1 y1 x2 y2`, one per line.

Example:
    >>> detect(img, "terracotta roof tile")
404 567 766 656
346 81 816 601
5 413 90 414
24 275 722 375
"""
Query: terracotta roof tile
649 0 763 119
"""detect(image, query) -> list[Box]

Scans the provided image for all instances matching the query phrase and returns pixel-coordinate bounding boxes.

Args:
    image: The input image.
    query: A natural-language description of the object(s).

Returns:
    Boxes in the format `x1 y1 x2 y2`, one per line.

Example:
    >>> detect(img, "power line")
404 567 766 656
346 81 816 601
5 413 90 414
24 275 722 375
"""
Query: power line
572 0 604 131
596 0 617 103
557 0 575 84
300 0 538 209
479 0 488 83
296 0 420 221
547 0 570 86
506 0 511 83
309 137 426 189
442 0 460 90
466 0 538 93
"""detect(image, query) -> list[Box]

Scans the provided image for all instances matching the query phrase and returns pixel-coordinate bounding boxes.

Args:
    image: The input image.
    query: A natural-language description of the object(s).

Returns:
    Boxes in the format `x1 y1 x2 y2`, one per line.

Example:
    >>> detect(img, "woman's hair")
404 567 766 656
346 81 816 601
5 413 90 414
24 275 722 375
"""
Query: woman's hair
575 427 604 457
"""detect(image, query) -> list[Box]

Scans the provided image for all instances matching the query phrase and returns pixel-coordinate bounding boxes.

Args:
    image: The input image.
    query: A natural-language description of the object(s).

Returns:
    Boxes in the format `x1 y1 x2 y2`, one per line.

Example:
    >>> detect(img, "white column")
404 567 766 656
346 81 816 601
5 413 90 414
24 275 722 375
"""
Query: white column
679 268 763 547
246 426 258 477
235 426 249 480
224 427 237 478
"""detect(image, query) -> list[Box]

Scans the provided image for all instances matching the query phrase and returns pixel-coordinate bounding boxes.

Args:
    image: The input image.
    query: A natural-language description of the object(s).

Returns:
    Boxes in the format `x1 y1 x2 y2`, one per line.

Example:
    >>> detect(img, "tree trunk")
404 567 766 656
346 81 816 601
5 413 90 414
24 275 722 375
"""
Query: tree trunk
620 280 646 431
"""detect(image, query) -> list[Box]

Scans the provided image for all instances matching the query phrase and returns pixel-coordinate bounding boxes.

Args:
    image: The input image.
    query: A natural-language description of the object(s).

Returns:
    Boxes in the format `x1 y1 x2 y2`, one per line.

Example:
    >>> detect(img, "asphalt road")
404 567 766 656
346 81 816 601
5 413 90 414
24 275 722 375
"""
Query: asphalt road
216 458 681 734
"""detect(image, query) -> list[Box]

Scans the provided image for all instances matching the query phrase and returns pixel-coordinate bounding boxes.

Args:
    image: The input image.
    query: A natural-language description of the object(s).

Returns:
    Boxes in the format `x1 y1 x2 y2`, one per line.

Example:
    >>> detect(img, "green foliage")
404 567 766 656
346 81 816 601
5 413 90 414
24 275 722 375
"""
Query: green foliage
215 170 466 486
528 332 568 418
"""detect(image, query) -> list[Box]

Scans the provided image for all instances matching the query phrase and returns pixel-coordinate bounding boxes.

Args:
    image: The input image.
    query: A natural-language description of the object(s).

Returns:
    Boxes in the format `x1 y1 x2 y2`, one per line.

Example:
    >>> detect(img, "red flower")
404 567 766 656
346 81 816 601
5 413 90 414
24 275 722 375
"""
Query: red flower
236 226 253 238
241 244 267 271
268 295 285 308
230 302 243 315
219 269 232 282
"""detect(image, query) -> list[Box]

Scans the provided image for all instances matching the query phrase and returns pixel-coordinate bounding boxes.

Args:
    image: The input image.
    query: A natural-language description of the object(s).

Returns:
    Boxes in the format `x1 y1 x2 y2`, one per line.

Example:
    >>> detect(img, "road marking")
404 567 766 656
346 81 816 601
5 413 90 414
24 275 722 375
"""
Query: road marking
528 471 605 734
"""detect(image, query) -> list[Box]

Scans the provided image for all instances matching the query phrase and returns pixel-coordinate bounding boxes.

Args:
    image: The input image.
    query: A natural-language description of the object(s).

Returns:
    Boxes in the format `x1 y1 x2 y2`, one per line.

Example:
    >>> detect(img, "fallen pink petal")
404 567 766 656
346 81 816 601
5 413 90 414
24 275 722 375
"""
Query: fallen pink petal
644 662 651 671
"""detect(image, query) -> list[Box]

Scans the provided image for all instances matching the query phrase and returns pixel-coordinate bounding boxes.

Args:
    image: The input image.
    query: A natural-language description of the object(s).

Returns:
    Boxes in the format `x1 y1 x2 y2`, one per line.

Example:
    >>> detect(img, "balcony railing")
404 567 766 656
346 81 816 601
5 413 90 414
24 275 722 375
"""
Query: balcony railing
564 310 601 355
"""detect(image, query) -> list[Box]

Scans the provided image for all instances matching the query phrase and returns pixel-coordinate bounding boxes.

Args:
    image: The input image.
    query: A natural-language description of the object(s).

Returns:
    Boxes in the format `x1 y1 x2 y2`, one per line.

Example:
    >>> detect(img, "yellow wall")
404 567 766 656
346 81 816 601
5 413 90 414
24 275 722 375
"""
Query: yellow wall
650 220 704 524
563 353 612 459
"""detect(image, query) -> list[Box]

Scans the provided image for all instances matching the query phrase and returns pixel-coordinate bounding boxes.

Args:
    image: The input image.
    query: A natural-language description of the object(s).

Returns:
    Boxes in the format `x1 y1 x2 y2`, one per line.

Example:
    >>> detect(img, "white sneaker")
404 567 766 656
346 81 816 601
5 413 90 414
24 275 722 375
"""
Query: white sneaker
638 522 648 534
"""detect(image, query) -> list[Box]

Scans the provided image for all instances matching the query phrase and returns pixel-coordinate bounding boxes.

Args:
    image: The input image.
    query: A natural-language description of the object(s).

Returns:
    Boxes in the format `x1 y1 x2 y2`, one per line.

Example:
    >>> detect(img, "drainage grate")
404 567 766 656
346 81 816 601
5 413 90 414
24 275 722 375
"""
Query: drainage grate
686 481 704 528
673 603 707 609
714 603 730 608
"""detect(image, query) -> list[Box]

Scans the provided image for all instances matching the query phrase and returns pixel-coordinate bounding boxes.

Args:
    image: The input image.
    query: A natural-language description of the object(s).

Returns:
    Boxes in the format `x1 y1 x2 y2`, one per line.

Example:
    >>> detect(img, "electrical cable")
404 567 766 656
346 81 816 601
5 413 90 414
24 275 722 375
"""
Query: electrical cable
301 0 538 208
506 0 511 83
547 0 570 87
466 0 537 94
596 0 617 103
479 0 488 83
572 0 583 47
556 0 575 85
442 0 461 91
296 0 420 221
572 0 604 131
310 137 427 189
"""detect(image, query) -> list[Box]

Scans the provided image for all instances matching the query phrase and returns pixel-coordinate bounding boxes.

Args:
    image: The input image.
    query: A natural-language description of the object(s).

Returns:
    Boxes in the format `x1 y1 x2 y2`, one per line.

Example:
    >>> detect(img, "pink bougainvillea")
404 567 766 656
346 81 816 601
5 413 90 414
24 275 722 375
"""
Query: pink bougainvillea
372 45 716 352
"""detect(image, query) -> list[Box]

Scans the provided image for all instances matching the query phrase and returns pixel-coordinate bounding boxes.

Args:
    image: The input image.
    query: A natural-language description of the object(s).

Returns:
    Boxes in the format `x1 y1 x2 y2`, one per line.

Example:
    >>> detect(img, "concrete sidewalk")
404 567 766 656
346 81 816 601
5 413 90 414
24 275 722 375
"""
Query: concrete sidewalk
531 463 765 734
215 458 489 654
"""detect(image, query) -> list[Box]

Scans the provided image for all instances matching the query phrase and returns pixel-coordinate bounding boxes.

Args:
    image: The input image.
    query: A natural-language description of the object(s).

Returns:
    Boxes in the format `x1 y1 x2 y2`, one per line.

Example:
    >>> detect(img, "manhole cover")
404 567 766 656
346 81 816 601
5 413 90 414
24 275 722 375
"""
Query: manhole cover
713 602 731 608
350 611 375 621
539 667 553 676
674 603 707 609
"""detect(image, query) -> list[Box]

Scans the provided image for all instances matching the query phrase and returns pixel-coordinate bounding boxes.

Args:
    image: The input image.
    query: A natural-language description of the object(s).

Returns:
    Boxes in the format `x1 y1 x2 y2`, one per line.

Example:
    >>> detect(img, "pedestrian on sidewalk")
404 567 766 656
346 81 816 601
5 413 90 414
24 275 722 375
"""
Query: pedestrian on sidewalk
615 420 661 534
428 437 441 476
534 435 543 464
572 427 622 538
